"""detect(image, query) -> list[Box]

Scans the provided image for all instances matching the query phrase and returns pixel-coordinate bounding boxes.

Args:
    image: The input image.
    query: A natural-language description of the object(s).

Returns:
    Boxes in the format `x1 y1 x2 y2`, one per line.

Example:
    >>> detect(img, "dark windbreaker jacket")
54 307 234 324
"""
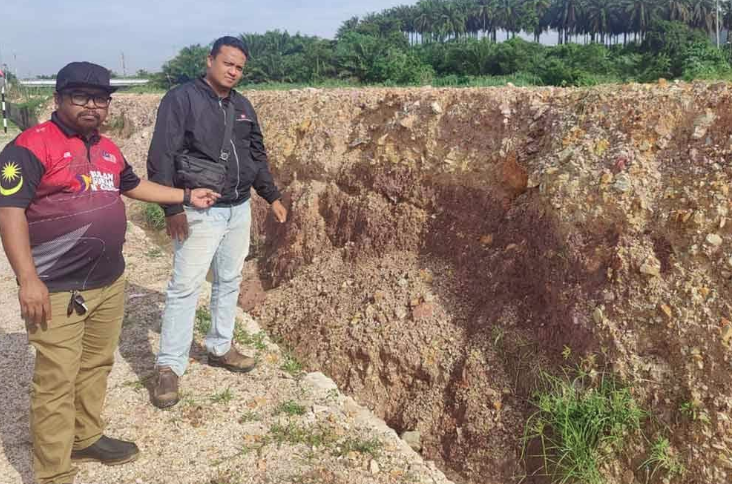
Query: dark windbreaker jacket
147 77 281 216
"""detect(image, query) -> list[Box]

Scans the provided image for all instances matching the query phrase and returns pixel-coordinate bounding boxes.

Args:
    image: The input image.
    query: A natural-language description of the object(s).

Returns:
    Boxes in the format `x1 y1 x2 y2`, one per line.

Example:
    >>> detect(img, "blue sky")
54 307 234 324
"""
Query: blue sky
1 0 407 77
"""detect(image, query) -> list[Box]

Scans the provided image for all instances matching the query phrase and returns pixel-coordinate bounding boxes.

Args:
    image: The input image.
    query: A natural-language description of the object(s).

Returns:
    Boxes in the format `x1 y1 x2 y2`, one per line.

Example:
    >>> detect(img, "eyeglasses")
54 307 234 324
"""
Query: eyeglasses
65 91 112 108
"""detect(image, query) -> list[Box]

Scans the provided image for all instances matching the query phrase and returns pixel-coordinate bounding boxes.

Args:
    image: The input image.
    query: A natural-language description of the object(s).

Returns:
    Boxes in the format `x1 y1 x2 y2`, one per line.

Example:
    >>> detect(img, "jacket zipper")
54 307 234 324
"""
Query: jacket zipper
219 98 240 199
231 138 240 199
219 99 240 201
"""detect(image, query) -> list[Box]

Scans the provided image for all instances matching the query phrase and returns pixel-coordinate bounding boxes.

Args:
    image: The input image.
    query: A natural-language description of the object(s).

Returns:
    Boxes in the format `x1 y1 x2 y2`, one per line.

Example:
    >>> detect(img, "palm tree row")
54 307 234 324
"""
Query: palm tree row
341 0 731 46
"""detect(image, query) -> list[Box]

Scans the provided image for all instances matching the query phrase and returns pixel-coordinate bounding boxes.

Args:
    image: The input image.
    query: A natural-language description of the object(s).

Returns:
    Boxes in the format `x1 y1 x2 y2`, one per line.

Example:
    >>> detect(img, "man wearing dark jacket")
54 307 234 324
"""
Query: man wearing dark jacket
147 36 286 408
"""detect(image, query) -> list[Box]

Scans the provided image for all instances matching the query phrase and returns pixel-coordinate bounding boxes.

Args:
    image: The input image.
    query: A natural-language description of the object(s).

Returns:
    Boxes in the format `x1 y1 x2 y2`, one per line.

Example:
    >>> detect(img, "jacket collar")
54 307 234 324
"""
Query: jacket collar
196 76 236 102
51 112 101 144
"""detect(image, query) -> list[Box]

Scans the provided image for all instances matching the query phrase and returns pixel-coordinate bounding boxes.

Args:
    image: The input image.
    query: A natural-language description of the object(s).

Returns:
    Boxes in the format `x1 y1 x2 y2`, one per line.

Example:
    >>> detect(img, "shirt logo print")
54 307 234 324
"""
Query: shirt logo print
73 171 116 193
102 151 117 164
0 161 23 196
74 174 93 193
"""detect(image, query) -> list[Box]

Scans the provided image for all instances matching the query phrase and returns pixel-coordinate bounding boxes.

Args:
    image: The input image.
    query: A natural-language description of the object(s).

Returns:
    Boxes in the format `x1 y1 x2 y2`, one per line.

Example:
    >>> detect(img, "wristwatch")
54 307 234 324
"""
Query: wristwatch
183 188 192 206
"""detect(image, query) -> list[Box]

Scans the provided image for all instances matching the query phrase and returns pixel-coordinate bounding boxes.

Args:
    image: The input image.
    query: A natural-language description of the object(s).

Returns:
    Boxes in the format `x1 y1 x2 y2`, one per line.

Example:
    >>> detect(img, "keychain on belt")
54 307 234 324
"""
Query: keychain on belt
67 290 88 316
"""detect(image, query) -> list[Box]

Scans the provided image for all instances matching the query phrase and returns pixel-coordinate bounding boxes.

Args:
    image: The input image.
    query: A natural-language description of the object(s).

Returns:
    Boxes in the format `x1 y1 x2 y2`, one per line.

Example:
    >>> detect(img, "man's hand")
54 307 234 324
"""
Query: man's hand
272 199 287 223
190 188 221 208
19 276 50 330
166 213 189 242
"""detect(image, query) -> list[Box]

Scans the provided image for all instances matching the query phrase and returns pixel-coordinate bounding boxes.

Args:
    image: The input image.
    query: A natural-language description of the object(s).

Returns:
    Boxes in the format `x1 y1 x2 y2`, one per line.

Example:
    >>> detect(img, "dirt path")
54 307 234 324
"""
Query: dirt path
0 215 452 484
0 122 20 149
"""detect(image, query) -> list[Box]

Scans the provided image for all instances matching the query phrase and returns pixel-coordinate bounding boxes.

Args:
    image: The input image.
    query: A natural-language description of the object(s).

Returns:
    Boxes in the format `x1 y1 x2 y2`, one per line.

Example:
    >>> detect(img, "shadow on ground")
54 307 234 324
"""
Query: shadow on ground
119 282 207 399
0 328 35 484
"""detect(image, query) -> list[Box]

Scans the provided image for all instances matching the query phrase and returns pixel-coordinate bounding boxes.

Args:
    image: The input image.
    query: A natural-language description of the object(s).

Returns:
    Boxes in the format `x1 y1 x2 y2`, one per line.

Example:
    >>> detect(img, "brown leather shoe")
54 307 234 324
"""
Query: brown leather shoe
207 346 256 373
152 366 179 409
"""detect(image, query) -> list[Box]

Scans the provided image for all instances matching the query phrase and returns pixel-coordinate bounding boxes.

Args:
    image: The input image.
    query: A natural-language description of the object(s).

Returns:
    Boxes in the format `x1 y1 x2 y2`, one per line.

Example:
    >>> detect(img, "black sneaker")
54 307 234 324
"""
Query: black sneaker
71 435 139 465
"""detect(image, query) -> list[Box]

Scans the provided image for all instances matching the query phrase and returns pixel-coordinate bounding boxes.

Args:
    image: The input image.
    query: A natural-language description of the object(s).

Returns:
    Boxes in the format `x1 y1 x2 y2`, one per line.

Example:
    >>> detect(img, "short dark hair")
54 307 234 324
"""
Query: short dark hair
210 36 249 59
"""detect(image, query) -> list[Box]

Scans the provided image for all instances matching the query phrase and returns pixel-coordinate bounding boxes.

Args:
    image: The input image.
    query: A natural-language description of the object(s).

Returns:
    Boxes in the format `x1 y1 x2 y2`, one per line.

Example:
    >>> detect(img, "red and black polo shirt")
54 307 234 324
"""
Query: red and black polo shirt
0 112 141 292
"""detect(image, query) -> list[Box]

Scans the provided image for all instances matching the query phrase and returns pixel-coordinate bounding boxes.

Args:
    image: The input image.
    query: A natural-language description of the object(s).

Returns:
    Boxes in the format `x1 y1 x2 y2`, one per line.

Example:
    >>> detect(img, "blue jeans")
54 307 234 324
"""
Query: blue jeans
156 201 251 376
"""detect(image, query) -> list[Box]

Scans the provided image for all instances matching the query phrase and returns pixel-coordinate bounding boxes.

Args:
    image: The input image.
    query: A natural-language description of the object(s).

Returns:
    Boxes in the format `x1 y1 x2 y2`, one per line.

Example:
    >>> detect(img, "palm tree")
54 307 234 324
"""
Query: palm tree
336 16 360 40
474 0 497 40
494 0 520 40
523 0 553 42
390 5 415 44
689 0 716 33
552 0 582 44
623 0 661 41
665 0 692 22
456 0 479 39
415 0 437 43
585 0 615 44
723 1 732 38
608 3 629 45
435 0 466 40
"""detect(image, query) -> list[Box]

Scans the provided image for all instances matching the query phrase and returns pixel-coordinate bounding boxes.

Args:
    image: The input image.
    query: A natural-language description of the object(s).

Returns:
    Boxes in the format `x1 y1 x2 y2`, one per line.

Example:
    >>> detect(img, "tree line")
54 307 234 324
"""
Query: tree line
154 0 732 88
337 0 731 45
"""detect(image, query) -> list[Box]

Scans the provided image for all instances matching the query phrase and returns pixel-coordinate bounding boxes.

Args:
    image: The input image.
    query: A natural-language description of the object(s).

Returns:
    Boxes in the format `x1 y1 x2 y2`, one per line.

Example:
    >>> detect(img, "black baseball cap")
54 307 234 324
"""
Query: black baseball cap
55 62 117 93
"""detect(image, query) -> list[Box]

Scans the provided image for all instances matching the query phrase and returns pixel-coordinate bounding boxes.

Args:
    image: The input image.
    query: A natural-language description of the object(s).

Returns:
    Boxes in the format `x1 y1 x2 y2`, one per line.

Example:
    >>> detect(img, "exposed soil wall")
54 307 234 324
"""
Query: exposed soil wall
91 82 732 484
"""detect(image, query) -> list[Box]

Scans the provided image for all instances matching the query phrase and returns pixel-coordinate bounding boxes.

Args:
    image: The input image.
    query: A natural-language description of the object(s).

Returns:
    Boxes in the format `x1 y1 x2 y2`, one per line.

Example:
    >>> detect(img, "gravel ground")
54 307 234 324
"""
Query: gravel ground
0 218 453 484
0 122 20 149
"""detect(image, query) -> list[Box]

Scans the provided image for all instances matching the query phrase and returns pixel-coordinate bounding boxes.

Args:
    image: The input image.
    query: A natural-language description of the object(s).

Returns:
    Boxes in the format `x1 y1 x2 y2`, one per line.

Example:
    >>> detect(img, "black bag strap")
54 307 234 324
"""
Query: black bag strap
219 101 236 162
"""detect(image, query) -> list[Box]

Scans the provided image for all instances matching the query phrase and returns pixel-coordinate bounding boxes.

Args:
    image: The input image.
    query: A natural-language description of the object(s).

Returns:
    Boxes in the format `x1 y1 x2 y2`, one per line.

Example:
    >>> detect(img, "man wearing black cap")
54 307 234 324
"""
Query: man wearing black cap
0 62 220 484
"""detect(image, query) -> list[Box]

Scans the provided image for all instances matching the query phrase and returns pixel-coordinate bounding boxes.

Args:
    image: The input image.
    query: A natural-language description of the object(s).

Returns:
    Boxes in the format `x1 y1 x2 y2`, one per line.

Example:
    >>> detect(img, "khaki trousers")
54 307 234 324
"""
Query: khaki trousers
27 276 126 484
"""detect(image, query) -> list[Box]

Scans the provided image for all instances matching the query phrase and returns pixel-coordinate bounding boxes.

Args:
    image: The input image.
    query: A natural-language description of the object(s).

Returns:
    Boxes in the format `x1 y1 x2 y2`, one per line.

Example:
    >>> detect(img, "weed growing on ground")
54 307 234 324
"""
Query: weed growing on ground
234 324 268 351
210 388 234 404
143 202 166 230
105 114 127 133
257 421 384 463
335 437 383 458
521 367 645 484
280 350 304 376
239 411 261 423
639 436 685 481
122 375 151 391
679 401 711 424
561 345 572 360
179 391 196 407
146 247 163 259
239 441 266 457
325 388 340 403
195 306 212 336
491 326 504 346
268 422 339 448
273 400 307 416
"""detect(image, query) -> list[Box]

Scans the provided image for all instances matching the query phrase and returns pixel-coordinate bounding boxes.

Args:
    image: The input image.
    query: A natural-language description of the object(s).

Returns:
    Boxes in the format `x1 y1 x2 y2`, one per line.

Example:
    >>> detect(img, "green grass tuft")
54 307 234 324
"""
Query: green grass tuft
336 436 383 458
234 325 268 351
522 367 645 484
195 306 212 336
268 422 338 448
639 436 685 481
143 203 166 231
280 350 304 376
210 388 234 404
239 411 261 423
274 400 307 416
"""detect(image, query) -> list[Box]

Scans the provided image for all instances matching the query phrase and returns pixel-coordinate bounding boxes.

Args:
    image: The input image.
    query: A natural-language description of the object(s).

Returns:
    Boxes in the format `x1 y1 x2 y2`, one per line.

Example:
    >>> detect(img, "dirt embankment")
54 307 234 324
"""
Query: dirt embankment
102 82 731 484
